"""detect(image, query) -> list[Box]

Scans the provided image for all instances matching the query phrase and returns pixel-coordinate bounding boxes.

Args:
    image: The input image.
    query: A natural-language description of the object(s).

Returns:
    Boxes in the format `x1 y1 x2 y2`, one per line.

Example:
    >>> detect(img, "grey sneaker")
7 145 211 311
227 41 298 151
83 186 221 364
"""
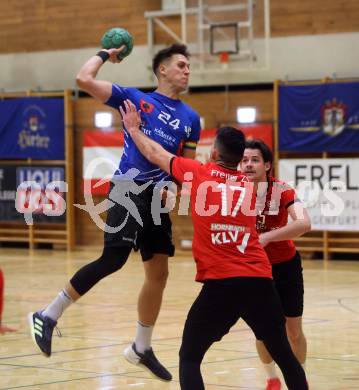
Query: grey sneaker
28 311 57 357
124 342 172 381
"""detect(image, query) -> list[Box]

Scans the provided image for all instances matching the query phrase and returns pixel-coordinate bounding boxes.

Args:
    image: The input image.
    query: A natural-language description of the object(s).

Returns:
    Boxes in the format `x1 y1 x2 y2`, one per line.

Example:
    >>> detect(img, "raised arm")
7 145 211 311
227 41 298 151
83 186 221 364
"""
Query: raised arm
76 46 126 103
120 100 174 174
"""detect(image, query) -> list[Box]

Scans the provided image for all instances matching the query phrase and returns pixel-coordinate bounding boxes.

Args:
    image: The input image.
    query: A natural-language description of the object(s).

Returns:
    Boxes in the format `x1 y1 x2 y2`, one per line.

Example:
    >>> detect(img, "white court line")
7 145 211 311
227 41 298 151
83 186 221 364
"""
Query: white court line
99 383 146 389
341 354 356 358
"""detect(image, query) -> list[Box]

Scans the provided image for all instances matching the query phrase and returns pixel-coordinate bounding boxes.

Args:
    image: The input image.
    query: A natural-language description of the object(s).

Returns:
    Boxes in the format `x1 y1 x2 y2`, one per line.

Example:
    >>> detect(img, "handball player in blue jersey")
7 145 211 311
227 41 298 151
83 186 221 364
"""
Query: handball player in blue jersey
28 43 201 381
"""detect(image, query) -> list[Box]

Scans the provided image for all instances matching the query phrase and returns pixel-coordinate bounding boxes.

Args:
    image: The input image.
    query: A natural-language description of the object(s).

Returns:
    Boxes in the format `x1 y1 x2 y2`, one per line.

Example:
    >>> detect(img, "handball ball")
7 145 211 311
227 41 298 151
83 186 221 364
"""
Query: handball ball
101 27 133 60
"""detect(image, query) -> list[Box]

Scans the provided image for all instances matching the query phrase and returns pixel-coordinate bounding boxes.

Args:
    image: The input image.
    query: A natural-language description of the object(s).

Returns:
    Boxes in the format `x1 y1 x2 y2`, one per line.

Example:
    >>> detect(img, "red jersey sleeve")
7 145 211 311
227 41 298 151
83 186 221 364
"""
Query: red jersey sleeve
281 186 299 209
170 157 202 184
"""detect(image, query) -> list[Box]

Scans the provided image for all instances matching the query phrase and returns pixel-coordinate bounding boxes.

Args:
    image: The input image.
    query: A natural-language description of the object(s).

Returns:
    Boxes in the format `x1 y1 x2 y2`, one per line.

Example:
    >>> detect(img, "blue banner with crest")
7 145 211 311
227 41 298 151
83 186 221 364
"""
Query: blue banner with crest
0 98 64 159
279 82 359 152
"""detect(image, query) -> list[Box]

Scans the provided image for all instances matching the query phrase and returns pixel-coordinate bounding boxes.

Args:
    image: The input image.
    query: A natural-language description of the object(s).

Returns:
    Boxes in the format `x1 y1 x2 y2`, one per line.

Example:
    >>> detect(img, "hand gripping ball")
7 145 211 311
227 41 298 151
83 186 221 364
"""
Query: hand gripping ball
101 27 133 60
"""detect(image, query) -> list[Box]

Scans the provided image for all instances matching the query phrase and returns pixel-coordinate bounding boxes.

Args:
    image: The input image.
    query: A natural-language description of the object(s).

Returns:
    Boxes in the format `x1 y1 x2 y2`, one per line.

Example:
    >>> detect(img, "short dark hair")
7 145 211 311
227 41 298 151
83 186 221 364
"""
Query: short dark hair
152 43 190 75
245 139 273 166
215 127 245 165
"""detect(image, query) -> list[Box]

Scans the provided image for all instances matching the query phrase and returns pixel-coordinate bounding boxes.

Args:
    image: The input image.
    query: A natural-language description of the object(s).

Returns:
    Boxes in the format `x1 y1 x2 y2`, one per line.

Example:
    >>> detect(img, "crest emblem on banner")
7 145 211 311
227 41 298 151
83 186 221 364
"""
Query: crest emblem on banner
29 115 39 132
289 98 355 137
321 99 346 136
18 105 50 150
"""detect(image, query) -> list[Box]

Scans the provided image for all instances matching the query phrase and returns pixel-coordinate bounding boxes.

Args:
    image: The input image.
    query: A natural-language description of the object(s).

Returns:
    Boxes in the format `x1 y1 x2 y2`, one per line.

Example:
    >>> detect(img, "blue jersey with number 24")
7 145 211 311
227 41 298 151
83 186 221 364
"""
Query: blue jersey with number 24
105 84 201 183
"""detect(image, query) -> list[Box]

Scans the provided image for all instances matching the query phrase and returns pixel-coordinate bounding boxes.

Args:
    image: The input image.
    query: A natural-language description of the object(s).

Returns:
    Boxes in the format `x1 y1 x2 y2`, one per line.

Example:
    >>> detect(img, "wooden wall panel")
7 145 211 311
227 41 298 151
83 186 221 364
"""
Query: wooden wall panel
73 89 272 246
0 0 161 53
270 0 359 37
1 1 359 54
182 90 273 128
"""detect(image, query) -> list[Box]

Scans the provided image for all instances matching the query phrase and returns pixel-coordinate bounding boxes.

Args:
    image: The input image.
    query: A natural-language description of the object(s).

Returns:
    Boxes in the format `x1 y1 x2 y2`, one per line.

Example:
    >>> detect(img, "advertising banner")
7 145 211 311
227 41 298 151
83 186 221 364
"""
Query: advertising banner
196 124 273 163
0 98 65 159
279 158 359 231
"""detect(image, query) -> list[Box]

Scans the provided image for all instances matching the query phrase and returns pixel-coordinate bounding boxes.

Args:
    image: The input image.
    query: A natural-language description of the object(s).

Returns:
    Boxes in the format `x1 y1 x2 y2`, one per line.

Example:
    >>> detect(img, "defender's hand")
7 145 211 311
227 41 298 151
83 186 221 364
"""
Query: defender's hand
119 99 142 132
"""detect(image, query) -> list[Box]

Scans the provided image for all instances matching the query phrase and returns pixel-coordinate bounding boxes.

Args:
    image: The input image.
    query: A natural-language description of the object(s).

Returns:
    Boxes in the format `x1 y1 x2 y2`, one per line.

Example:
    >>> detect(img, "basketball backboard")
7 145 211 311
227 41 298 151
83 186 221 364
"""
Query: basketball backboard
144 0 270 74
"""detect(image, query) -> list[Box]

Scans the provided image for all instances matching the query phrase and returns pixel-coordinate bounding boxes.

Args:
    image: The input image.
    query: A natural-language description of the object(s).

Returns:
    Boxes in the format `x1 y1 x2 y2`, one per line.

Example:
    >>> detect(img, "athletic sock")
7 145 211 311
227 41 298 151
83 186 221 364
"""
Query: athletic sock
134 320 154 353
42 289 73 321
263 361 278 378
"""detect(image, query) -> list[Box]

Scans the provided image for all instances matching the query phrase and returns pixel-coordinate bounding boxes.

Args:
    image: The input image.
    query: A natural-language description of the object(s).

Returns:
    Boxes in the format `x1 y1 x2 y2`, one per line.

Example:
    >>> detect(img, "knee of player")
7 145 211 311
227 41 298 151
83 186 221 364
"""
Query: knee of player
286 323 305 342
146 269 169 286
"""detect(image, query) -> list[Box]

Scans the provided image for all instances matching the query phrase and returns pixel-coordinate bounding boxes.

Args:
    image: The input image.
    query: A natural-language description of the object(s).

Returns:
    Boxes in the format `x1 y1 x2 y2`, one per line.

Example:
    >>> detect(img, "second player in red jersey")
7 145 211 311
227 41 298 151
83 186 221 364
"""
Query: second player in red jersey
241 140 311 390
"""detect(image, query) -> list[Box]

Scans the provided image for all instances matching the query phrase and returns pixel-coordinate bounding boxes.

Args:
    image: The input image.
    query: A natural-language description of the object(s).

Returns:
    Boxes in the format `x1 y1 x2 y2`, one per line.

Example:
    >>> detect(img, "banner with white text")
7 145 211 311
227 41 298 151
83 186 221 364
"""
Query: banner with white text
279 158 359 231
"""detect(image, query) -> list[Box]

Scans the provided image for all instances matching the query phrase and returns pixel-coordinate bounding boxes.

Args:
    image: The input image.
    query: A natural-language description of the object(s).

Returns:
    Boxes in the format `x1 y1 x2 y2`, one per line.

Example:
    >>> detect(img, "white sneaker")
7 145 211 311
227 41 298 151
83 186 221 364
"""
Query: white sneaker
123 343 172 381
123 343 141 364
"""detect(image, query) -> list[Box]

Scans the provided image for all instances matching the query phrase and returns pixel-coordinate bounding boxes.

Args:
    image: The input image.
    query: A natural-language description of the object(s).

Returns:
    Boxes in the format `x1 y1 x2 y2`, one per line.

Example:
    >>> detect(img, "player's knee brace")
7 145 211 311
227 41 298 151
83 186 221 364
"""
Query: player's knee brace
70 246 132 295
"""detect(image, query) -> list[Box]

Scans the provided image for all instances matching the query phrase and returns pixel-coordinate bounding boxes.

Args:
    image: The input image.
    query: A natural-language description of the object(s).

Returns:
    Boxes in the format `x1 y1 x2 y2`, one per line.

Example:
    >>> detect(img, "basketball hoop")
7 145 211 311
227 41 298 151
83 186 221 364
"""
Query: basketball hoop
219 52 229 69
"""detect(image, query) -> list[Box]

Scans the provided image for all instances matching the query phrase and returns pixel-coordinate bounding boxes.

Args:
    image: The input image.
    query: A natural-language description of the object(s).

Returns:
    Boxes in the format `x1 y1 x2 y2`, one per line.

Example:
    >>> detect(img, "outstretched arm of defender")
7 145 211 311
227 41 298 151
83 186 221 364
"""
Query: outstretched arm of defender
120 99 174 174
76 46 126 103
259 202 311 247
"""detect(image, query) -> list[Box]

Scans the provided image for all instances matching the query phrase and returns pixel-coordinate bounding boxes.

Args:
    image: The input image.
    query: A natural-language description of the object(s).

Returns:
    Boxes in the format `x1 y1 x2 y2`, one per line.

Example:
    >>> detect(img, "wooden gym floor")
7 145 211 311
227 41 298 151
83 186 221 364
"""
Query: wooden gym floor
0 248 358 389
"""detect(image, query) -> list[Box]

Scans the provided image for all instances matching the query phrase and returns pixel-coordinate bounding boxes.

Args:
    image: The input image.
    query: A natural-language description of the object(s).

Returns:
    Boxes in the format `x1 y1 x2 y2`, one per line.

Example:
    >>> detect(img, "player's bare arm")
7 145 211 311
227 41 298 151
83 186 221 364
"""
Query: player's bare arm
259 202 311 247
182 148 196 159
76 46 126 103
120 99 174 174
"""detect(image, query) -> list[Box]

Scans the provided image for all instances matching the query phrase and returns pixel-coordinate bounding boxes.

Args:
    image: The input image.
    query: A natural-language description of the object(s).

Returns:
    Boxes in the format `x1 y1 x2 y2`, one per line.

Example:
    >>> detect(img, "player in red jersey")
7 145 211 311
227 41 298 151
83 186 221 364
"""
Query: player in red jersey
241 140 311 390
119 99 308 390
0 269 16 334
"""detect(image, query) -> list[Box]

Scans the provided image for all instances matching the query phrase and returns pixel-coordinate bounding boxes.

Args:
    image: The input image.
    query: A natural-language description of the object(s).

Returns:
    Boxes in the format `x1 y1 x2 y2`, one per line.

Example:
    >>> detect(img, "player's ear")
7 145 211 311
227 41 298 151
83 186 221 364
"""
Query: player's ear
264 162 271 172
158 62 167 77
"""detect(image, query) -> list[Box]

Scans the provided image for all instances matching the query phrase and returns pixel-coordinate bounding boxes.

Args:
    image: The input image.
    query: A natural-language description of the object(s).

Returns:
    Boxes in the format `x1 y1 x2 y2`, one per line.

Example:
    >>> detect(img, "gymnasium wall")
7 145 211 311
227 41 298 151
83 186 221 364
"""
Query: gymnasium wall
1 0 359 53
1 1 359 90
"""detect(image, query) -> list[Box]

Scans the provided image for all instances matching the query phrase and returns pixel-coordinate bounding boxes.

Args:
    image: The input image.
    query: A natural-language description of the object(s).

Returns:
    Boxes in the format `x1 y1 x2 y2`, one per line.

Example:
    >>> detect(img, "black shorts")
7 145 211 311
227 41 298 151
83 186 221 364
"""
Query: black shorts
272 251 304 317
179 276 308 390
104 180 175 261
179 277 286 358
